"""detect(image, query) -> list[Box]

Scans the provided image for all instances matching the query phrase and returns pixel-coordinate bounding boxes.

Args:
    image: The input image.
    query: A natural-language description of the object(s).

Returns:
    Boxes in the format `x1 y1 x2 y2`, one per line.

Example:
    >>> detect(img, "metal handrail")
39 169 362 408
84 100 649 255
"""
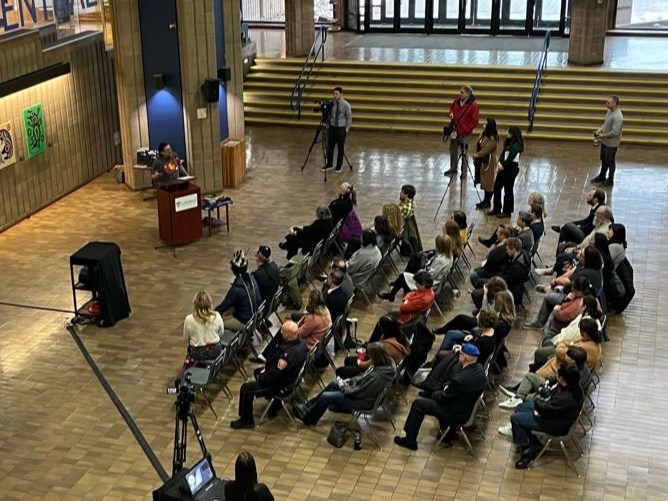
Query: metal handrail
290 26 328 118
528 31 551 132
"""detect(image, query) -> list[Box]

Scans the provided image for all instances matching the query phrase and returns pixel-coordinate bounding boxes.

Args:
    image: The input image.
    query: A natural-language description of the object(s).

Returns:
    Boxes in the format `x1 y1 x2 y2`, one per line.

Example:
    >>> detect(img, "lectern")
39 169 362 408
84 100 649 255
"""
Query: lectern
156 177 203 250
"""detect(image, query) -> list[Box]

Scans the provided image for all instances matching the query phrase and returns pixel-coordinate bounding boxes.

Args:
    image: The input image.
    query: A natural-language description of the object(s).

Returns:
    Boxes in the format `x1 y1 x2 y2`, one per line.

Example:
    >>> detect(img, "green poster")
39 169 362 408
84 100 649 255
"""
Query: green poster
22 104 47 158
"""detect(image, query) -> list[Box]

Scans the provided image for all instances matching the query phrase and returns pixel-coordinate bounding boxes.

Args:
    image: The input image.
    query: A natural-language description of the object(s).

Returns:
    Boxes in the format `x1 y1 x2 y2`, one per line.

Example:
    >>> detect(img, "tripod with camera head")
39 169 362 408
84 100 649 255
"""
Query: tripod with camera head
434 138 486 222
171 373 215 477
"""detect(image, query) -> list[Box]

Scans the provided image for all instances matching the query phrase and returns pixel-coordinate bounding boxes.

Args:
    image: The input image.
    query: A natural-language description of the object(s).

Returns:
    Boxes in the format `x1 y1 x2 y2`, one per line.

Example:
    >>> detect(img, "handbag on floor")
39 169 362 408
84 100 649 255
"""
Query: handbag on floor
327 421 351 448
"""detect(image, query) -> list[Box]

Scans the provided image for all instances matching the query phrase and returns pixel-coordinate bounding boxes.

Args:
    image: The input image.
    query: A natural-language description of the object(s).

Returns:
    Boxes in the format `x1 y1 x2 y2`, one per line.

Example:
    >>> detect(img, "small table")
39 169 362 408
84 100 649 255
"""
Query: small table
202 197 233 237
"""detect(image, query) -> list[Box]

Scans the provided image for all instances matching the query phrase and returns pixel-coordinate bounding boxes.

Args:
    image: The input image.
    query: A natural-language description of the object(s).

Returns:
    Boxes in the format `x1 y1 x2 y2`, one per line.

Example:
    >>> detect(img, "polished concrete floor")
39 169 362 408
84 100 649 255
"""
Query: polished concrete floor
0 125 666 500
251 29 668 70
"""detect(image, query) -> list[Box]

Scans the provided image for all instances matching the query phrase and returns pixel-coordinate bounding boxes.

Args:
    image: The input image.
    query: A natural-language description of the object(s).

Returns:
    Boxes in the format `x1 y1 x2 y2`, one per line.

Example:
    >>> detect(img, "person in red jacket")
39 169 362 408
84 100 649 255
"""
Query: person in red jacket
444 85 480 179
369 270 435 342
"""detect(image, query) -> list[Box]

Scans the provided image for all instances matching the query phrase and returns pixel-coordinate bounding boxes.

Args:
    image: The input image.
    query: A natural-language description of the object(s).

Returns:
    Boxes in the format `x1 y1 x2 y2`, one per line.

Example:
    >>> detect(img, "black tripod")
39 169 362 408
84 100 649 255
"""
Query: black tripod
301 121 353 182
434 139 485 222
172 374 215 477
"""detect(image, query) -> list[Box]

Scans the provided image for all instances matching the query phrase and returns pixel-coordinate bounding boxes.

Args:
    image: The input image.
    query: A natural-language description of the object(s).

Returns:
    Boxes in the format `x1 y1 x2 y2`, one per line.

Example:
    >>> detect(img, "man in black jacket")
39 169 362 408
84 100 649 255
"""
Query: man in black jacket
230 326 307 429
279 205 334 259
551 188 606 244
394 343 487 450
470 225 512 288
253 245 279 303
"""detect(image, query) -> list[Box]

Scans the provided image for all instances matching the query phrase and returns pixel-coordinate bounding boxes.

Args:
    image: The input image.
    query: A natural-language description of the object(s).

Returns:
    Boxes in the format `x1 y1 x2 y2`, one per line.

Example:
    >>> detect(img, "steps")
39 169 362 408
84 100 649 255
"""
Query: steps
244 58 668 146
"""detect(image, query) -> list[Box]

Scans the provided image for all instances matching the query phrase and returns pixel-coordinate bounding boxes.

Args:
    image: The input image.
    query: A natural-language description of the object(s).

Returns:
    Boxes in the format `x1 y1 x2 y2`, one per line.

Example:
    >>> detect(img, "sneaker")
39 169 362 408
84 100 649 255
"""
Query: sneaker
498 385 516 398
550 225 561 233
230 419 255 429
498 397 523 410
321 165 334 171
600 179 614 187
478 236 493 248
534 267 553 276
444 168 457 176
379 292 396 302
522 321 543 330
498 423 513 436
249 355 266 364
590 175 605 183
335 167 343 173
394 436 418 451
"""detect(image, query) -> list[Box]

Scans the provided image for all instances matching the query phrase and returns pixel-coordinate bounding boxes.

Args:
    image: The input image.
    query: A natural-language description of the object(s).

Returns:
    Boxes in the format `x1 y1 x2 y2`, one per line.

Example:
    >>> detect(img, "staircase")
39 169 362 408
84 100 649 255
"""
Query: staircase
244 58 668 147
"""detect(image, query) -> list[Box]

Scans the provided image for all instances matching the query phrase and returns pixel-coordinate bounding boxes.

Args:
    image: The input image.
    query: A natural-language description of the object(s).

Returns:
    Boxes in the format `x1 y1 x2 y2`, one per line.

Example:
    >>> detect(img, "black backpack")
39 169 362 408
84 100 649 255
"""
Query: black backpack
612 258 635 313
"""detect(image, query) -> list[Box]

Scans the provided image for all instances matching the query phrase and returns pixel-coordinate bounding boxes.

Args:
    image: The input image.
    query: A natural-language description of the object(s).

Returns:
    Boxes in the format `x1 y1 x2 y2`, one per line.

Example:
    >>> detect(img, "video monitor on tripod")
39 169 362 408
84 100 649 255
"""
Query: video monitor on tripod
185 457 215 497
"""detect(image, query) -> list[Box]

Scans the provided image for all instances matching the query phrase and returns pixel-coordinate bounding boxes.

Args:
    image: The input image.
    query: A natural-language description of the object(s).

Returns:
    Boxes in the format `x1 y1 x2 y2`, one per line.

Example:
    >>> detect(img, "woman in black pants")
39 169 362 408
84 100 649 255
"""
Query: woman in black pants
489 126 524 219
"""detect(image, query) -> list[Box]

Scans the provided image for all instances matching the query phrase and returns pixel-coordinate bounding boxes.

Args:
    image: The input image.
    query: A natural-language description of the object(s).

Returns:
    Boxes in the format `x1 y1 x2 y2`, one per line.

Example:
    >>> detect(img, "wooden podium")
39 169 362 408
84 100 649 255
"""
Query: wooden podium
156 177 202 250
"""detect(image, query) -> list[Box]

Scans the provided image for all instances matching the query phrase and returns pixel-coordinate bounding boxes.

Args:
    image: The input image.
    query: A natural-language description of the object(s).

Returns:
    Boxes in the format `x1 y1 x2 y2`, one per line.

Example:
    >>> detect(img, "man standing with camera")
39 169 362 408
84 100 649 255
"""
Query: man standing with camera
444 85 480 179
324 86 352 172
591 95 623 187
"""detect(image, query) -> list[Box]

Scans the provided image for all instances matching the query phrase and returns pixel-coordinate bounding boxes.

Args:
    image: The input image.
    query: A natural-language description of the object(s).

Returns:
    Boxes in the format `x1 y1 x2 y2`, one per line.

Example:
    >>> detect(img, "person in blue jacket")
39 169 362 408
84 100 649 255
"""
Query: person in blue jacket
215 250 261 332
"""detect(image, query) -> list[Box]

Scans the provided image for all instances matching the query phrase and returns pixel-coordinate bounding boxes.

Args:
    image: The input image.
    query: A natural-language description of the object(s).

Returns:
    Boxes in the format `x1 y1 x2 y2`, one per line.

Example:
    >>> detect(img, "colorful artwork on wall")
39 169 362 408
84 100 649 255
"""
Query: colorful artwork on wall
22 104 47 159
0 121 18 169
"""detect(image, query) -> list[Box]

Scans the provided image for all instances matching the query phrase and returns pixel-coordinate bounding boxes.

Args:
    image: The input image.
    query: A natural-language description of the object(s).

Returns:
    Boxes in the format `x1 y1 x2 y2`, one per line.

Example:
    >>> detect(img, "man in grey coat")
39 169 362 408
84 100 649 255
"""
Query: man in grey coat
592 95 623 187
347 229 382 289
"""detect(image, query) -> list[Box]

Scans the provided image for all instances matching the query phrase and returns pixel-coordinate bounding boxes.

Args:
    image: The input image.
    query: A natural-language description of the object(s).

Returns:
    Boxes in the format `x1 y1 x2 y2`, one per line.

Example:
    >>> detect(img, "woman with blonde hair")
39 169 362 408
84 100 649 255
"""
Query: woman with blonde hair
382 203 404 237
183 290 224 364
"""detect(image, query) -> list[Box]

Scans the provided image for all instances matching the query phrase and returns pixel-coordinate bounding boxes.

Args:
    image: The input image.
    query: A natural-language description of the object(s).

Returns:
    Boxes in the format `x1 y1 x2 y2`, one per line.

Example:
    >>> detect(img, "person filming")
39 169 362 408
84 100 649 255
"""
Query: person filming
324 86 352 173
444 85 480 179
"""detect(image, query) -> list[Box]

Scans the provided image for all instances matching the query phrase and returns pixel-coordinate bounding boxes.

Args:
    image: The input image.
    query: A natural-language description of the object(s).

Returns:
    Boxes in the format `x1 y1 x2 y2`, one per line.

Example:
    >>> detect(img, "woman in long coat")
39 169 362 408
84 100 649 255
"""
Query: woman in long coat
473 117 499 209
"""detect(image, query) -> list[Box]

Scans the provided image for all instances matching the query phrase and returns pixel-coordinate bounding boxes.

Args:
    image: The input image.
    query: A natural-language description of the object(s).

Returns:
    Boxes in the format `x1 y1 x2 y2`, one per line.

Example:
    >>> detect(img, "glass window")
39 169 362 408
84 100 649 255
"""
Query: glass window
616 0 668 29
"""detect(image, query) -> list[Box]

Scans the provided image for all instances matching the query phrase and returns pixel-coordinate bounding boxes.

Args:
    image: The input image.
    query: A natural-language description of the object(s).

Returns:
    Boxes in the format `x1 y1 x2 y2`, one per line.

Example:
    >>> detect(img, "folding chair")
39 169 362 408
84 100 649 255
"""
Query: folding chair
256 357 309 430
332 296 355 355
528 411 586 477
324 220 344 258
331 387 395 450
431 391 487 457
298 342 322 398
185 351 226 419
263 285 285 336
353 261 383 311
219 330 248 380
308 240 326 288
464 222 477 261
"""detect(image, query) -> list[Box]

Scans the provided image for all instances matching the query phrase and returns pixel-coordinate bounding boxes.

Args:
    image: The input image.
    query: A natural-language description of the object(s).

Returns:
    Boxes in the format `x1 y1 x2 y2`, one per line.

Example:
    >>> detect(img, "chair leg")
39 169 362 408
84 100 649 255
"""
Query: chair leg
430 425 452 454
529 438 552 469
281 401 300 431
257 398 274 426
233 357 249 380
382 403 396 430
198 388 218 420
458 429 478 460
432 300 446 322
361 415 382 450
360 290 375 312
559 440 581 477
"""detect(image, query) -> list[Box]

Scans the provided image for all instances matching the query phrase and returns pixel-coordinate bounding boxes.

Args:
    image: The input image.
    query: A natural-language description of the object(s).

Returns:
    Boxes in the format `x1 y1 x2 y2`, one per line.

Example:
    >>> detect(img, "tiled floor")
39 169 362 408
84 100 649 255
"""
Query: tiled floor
0 125 666 500
250 29 668 71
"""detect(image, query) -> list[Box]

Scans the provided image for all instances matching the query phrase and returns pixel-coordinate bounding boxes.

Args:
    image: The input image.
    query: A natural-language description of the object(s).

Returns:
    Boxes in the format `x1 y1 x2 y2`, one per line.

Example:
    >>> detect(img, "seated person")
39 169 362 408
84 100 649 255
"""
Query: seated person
434 309 498 362
478 192 544 248
256 290 331 363
347 229 382 288
336 315 411 379
470 226 513 288
515 211 535 254
369 270 435 342
498 345 589 410
339 209 364 253
529 203 545 242
507 363 583 469
382 203 404 238
551 188 606 244
319 269 351 326
374 215 396 252
608 223 627 270
252 245 280 303
215 250 261 332
230 326 308 429
293 343 396 426
278 205 334 259
328 182 356 226
183 290 224 365
151 142 188 183
523 276 595 331
394 343 487 450
224 451 274 501
471 238 530 309
535 246 603 298
452 210 469 245
381 235 453 301
443 220 463 258
331 258 354 298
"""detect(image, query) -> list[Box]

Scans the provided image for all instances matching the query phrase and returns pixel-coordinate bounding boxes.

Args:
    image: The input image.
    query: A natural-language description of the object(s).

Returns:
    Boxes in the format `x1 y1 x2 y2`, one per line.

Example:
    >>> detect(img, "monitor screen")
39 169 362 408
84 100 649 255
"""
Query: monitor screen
185 457 215 496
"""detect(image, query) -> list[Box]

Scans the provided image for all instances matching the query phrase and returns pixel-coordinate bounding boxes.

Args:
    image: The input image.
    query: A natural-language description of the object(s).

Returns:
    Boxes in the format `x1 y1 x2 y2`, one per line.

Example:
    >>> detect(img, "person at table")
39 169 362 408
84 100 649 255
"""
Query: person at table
151 142 188 183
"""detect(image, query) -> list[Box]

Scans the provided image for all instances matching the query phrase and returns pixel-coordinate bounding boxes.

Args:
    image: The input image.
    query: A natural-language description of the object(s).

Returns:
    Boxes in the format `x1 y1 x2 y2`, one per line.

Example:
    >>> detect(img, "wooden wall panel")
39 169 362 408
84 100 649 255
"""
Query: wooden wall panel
0 32 121 232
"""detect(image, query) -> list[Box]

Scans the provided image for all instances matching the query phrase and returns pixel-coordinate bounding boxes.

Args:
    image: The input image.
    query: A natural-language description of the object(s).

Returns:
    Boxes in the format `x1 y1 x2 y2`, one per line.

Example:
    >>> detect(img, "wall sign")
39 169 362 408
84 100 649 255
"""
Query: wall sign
22 103 47 158
175 193 198 213
0 0 98 34
0 121 18 169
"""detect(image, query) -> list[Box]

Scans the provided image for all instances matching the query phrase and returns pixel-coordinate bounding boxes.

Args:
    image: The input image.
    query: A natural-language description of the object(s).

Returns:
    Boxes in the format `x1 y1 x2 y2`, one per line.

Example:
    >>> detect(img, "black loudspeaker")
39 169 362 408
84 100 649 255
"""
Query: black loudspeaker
217 66 231 81
153 73 165 90
200 78 220 103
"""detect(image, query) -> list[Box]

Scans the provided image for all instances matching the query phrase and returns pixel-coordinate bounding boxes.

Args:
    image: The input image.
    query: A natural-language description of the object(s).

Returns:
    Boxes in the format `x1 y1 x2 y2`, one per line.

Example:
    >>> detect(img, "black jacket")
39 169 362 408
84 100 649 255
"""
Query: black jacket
253 261 280 302
500 250 531 302
431 363 487 425
256 338 307 391
322 285 349 323
572 203 602 235
225 481 274 501
535 387 583 436
297 218 334 256
482 244 508 274
329 195 354 226
215 274 261 324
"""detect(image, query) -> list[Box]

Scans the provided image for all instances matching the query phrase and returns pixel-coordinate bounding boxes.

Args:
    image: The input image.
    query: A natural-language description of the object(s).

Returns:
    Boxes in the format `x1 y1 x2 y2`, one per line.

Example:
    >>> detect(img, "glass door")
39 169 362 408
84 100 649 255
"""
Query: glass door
366 0 396 29
463 0 494 31
497 0 530 32
399 0 428 28
432 0 460 30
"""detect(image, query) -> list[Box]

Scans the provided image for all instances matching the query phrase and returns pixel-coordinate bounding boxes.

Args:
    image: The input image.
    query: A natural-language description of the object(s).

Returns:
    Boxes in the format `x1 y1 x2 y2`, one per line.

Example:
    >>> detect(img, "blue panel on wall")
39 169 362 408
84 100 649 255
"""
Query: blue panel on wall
213 0 229 139
138 0 186 157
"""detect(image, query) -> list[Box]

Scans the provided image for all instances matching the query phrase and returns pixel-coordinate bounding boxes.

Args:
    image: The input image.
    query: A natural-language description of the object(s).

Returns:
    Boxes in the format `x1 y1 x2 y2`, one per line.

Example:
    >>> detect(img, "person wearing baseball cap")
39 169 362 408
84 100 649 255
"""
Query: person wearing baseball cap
394 343 487 451
253 245 279 302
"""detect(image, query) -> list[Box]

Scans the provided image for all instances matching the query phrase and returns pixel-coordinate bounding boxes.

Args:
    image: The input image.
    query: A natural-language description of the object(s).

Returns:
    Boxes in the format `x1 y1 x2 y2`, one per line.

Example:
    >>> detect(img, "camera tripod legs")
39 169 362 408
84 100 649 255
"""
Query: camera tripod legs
434 146 486 222
301 122 354 182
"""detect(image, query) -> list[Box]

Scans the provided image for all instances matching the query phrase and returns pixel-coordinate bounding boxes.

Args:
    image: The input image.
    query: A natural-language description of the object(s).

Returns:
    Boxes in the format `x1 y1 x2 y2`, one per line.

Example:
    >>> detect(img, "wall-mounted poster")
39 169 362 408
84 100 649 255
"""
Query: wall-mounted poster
0 121 18 169
22 104 47 159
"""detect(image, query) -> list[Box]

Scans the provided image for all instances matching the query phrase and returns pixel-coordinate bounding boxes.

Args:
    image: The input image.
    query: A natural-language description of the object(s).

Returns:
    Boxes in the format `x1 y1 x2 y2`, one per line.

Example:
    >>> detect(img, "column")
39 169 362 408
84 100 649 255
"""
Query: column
222 0 245 139
568 0 609 66
285 0 315 57
110 0 149 189
176 0 223 193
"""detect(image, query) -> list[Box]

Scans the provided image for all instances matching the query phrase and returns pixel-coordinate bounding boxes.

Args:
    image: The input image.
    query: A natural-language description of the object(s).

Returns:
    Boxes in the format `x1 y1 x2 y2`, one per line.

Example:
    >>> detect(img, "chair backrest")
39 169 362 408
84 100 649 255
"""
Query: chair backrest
362 386 390 414
311 239 325 265
236 317 254 351
324 220 343 256
266 285 284 318
295 253 312 283
463 391 487 428
467 222 475 241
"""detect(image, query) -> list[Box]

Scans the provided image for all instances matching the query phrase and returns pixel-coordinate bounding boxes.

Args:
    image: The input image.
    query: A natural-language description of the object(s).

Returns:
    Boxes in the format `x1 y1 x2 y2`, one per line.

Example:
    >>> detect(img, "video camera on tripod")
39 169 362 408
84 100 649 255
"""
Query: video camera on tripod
313 100 333 123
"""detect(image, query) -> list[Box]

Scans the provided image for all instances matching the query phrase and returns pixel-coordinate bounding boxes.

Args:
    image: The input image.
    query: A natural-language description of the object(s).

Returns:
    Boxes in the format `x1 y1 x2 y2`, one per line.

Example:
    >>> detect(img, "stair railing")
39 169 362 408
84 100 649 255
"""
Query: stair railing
528 31 551 132
290 25 328 118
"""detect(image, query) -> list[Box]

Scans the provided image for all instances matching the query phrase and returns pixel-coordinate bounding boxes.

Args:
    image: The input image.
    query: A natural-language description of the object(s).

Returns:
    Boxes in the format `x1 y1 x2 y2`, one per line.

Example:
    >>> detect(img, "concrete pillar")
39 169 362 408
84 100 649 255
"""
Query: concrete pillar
110 0 149 189
176 0 223 193
222 0 245 139
285 0 314 57
568 0 609 66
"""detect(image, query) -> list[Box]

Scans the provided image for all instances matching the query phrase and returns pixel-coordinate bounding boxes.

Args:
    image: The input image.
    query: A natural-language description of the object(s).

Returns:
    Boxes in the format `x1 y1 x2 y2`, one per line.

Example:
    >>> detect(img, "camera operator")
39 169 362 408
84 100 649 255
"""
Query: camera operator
591 95 623 187
444 85 480 178
324 86 352 173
